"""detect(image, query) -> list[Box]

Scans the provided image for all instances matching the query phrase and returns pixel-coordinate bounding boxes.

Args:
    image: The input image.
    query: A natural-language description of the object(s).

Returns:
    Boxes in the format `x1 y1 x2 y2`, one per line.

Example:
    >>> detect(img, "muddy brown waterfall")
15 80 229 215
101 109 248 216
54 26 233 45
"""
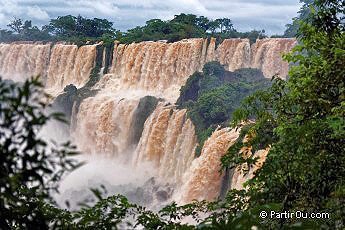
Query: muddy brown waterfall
0 38 296 204
0 43 50 82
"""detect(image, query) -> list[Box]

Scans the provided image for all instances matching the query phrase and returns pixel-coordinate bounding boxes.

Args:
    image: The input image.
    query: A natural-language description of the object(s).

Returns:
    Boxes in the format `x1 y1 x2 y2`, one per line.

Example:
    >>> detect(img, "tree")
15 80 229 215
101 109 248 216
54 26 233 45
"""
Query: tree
144 19 170 36
196 16 210 32
0 29 14 42
215 18 234 33
223 0 345 227
76 16 115 38
0 78 78 228
48 15 77 37
284 0 314 37
47 15 116 40
207 20 220 34
7 17 23 33
22 20 32 32
222 18 234 33
171 13 198 25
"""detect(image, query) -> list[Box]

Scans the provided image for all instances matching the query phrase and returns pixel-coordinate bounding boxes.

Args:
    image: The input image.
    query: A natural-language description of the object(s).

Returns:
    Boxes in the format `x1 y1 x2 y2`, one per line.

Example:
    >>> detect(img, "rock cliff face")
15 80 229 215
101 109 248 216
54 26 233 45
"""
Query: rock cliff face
0 37 295 203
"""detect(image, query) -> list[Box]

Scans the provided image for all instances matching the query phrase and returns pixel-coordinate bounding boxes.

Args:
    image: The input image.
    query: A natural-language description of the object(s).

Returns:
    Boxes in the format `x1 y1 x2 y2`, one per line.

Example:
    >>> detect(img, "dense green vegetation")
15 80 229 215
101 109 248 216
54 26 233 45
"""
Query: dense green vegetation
0 15 118 44
117 14 266 43
0 13 269 44
177 62 271 155
0 78 78 228
283 0 314 37
222 0 345 228
0 0 344 229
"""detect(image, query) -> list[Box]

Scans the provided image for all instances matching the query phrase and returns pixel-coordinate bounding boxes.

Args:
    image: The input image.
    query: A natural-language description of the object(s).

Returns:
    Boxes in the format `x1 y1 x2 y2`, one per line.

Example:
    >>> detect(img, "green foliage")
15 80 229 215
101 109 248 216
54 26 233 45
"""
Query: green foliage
0 15 116 43
48 15 117 40
0 77 78 228
195 84 239 125
1 13 269 44
177 62 271 155
118 14 207 43
118 14 267 44
202 61 226 77
177 72 203 104
1 17 51 41
284 0 314 37
223 0 345 228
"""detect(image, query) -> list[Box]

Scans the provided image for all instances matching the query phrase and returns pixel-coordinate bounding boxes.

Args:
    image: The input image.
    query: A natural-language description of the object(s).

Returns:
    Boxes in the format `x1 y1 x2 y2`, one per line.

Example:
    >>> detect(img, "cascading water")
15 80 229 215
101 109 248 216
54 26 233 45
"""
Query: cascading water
0 42 97 94
0 38 295 207
215 38 251 71
215 38 297 78
0 38 296 92
133 103 197 186
0 43 50 81
45 44 97 95
100 38 209 101
175 127 240 204
251 38 297 78
205 37 216 62
73 95 140 157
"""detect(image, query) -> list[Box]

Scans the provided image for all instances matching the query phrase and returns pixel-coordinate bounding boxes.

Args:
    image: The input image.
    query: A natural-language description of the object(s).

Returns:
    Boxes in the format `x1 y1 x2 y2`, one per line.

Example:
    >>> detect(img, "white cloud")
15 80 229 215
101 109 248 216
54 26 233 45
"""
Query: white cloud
65 0 120 16
0 0 302 35
27 5 50 21
0 0 19 14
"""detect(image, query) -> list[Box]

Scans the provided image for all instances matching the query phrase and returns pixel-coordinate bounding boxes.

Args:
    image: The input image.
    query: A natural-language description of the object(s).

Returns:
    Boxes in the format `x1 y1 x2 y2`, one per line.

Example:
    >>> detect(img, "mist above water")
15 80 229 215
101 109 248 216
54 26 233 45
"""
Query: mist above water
55 155 172 211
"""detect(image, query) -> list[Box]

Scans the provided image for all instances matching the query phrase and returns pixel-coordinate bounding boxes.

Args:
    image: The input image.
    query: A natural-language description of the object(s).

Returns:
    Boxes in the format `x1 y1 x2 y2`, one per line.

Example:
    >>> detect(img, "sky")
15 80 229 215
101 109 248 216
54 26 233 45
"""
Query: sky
0 0 302 35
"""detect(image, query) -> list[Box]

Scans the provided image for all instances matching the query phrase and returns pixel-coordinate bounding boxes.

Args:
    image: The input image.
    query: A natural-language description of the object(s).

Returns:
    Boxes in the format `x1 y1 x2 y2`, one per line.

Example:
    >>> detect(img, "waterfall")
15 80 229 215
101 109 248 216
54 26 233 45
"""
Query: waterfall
101 38 209 102
205 37 216 62
0 38 295 205
215 38 251 71
0 42 97 95
0 43 50 82
214 38 297 78
175 127 240 204
73 95 139 157
0 38 296 89
251 38 297 78
133 103 197 186
46 44 97 95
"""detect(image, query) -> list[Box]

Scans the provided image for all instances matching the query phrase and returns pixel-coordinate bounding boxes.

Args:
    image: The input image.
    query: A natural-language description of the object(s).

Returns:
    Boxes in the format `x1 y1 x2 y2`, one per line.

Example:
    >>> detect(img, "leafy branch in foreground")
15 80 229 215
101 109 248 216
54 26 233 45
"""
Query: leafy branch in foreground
222 0 345 228
0 77 79 229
